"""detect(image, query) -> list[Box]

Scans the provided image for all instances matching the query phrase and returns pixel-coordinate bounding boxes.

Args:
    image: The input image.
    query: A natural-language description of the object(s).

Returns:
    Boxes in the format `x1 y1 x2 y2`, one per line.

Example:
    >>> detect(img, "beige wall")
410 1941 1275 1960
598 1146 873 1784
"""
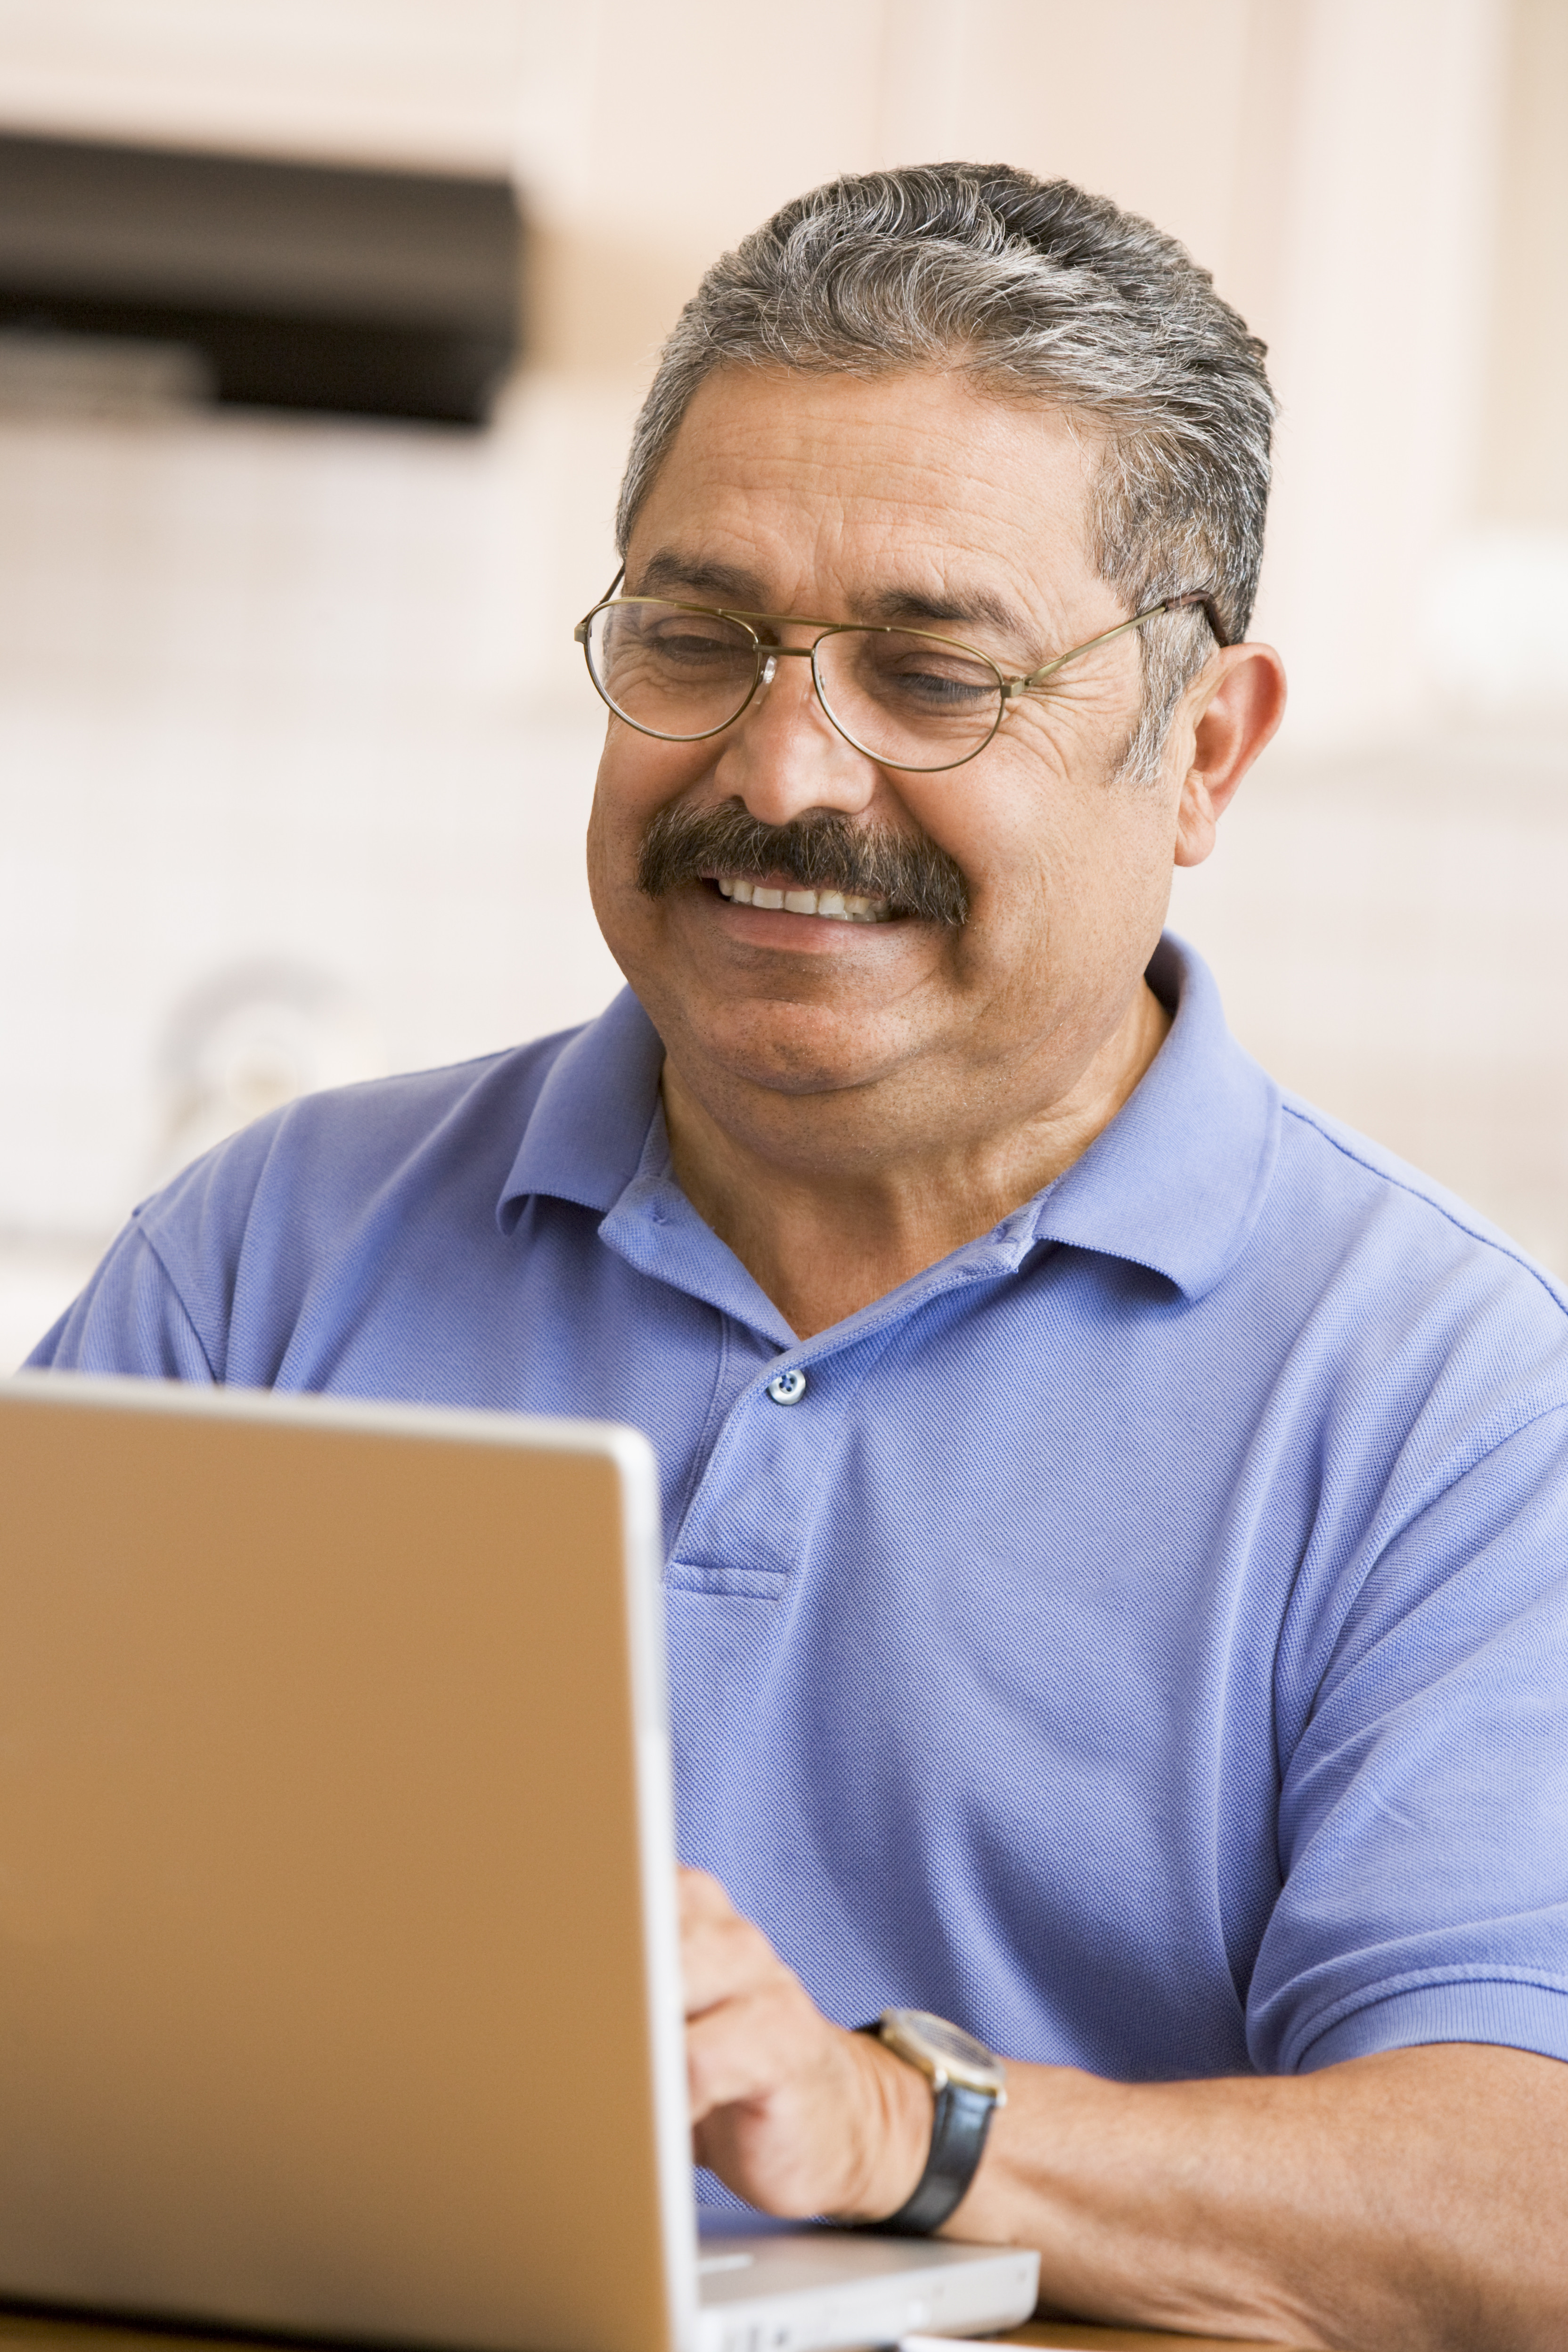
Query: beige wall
1481 0 1568 532
1 0 1566 1366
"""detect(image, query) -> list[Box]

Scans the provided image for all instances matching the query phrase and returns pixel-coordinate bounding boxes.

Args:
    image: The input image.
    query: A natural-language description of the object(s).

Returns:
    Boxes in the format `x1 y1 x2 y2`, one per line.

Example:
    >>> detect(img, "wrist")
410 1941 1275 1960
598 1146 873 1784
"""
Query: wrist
829 2028 934 2223
846 2010 1009 2236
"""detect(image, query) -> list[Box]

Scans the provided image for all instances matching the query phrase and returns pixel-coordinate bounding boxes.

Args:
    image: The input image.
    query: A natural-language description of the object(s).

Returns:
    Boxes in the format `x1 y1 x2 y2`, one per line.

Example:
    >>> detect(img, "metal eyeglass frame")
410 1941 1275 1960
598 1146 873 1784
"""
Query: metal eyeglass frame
573 569 1228 774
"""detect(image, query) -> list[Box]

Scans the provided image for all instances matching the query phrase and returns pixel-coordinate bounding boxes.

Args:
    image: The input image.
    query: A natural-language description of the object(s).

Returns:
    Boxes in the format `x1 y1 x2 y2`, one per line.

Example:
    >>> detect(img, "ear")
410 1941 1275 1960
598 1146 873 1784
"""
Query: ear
1172 643 1288 868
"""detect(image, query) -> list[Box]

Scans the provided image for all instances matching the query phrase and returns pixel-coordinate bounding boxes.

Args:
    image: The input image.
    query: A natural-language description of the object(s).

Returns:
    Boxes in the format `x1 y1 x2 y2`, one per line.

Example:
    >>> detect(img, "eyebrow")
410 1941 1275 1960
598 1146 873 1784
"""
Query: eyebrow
631 549 1043 662
861 584 1036 648
634 552 765 605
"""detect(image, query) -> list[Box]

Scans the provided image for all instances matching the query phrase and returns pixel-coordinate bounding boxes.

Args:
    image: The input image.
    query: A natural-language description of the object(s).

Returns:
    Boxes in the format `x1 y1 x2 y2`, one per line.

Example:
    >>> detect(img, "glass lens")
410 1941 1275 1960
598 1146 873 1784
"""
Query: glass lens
814 628 1003 768
585 599 759 740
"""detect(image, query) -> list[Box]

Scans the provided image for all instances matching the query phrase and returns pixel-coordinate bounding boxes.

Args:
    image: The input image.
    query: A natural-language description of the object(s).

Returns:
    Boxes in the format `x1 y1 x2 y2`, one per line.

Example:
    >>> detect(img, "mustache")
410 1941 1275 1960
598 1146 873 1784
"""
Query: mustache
636 802 970 928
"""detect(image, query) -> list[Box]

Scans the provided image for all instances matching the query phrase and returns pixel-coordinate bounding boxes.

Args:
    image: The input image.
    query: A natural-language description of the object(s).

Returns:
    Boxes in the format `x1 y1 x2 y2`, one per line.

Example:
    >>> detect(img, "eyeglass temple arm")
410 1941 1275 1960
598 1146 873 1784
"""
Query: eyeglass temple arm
1156 590 1228 645
1011 590 1229 694
573 563 628 642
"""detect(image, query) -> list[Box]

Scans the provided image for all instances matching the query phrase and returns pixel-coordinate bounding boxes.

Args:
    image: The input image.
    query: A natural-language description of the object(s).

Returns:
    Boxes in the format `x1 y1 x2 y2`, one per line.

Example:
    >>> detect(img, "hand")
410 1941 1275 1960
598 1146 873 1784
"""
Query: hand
679 1865 933 2220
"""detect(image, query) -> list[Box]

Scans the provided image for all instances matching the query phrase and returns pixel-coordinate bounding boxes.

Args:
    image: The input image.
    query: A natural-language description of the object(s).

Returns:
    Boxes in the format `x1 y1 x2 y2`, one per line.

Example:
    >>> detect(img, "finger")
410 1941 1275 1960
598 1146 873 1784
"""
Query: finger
686 1981 827 2122
677 1865 739 1926
681 1905 786 2017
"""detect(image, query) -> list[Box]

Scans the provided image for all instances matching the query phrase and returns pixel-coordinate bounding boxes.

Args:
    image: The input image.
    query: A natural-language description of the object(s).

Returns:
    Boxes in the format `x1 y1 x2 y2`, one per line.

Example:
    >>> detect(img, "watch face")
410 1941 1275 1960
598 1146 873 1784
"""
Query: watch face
882 2008 1006 2097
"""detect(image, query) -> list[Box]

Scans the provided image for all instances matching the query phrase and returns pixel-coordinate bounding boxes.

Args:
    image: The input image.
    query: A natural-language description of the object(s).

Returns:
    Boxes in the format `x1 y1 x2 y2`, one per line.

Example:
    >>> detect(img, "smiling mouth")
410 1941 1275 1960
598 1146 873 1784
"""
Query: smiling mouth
641 804 968 927
710 875 896 925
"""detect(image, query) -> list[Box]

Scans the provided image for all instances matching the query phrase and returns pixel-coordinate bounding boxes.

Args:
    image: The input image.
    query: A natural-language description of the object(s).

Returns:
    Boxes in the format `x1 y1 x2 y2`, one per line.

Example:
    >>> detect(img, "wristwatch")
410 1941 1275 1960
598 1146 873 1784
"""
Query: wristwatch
856 2007 1007 2235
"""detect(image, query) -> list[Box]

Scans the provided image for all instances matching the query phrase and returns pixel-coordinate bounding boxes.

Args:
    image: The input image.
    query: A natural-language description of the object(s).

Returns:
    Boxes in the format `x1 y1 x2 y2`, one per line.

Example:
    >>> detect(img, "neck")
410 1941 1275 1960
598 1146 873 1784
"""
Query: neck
661 980 1172 1339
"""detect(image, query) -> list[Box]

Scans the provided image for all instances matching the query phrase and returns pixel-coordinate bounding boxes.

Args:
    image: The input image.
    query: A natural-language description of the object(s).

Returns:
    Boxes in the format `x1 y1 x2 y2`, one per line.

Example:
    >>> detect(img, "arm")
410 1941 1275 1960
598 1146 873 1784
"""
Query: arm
680 1868 1568 2352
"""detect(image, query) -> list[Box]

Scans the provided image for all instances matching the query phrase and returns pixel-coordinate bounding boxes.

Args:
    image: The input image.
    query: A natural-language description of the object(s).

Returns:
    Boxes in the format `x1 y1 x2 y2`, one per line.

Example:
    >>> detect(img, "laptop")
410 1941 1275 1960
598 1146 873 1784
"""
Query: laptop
0 1372 1038 2352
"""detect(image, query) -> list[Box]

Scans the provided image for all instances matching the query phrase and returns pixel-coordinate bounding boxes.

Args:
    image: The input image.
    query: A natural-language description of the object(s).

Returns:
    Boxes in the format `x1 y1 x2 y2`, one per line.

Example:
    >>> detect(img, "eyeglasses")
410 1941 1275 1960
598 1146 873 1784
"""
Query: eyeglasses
573 572 1225 775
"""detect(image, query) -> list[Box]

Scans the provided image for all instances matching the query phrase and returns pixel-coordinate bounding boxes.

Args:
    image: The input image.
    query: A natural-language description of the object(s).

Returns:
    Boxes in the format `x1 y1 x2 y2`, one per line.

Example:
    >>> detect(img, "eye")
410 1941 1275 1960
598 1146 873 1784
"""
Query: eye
892 662 996 709
847 633 1000 711
637 611 754 670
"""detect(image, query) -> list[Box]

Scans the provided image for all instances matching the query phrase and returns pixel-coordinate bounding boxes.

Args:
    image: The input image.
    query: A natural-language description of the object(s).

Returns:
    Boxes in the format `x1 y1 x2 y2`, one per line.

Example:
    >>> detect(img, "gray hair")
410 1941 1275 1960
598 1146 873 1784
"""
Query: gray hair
614 163 1274 782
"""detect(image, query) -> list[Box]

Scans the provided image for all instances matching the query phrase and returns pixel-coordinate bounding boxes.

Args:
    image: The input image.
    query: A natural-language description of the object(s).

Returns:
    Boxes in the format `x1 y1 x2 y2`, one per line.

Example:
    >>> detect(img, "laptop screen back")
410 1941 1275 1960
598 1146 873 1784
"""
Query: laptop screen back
0 1375 691 2352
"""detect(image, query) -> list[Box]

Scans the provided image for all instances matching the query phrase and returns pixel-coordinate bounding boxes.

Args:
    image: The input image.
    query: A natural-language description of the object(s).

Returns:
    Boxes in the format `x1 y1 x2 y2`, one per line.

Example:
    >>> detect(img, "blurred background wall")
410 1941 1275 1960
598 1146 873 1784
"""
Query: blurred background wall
0 0 1565 1368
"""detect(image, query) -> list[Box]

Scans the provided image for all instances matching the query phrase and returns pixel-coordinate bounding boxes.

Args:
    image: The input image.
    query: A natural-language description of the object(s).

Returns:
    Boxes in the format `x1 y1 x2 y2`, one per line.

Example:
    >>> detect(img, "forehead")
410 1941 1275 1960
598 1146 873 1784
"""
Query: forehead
627 365 1101 622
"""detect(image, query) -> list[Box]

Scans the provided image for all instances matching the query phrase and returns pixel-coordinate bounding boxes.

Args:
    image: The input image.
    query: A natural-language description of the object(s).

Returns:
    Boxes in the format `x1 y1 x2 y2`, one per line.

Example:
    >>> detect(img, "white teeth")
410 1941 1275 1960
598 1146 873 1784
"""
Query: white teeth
711 875 893 924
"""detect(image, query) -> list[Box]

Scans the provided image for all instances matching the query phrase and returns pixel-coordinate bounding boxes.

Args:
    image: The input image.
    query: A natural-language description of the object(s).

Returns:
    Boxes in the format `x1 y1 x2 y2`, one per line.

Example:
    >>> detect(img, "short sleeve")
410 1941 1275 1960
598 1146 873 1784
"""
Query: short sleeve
1249 1407 1568 2074
25 1222 218 1383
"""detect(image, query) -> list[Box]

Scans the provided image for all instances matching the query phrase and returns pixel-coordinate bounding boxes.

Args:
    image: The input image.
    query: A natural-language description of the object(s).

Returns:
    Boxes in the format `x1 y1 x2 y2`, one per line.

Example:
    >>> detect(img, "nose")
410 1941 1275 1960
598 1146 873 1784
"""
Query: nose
711 642 879 826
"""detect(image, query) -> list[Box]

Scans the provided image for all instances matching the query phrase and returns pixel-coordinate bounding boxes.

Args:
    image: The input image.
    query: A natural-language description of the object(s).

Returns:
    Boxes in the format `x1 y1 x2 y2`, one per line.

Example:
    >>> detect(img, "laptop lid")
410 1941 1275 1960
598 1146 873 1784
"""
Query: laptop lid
0 1373 694 2352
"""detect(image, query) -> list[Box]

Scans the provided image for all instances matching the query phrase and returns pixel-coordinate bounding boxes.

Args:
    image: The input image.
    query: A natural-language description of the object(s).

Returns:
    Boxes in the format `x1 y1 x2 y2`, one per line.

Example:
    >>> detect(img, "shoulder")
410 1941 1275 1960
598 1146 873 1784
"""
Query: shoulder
1233 1091 1568 1530
1272 1089 1568 1323
148 1027 580 1227
130 1026 587 1348
32 1028 596 1385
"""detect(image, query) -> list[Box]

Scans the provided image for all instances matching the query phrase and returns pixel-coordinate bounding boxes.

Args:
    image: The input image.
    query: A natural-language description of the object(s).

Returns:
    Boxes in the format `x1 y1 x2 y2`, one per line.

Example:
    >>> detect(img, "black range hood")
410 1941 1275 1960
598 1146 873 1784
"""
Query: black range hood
0 130 523 425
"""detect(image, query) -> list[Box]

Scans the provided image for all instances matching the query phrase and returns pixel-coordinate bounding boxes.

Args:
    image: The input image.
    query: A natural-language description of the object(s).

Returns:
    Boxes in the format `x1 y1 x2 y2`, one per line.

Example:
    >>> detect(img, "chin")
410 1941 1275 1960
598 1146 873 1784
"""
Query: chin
680 995 917 1098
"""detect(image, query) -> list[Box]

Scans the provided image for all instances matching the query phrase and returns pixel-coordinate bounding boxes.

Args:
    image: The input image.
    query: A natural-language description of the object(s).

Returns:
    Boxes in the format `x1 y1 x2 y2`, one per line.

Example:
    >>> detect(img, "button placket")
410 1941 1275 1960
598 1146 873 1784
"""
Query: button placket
667 1336 889 1594
665 1264 1019 1598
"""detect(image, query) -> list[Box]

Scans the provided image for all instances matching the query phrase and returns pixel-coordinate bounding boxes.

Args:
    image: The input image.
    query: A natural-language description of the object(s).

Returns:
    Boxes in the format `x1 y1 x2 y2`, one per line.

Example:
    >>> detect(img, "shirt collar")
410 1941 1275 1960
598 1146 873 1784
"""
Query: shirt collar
498 933 1278 1303
498 984 666 1227
1023 934 1279 1299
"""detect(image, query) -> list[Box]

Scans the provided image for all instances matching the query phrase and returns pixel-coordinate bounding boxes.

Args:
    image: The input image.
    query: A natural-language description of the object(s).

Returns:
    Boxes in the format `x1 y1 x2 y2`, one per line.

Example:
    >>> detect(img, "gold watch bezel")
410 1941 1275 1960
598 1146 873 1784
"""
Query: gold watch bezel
878 2007 1007 2104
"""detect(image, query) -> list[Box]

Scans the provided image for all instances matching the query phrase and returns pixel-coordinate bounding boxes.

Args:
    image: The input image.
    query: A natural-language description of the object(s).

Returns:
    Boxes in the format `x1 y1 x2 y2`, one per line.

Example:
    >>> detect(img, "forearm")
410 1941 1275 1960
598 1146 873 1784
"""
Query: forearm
948 2044 1568 2352
679 1872 1568 2348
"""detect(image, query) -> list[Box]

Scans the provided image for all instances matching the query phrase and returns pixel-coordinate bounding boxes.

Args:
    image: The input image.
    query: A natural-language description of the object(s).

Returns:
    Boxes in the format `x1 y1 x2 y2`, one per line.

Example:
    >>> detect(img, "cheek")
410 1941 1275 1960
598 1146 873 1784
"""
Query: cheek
898 745 1068 907
937 764 1172 937
589 727 713 858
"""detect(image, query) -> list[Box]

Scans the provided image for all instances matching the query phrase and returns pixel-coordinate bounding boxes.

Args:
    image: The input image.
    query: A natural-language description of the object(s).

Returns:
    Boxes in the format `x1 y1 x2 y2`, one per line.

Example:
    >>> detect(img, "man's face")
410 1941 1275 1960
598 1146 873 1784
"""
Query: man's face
587 365 1194 1148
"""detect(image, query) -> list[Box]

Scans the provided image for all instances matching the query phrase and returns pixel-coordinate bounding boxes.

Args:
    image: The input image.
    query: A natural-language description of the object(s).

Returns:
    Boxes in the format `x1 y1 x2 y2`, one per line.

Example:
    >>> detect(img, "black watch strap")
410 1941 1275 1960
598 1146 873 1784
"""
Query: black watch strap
854 2024 999 2236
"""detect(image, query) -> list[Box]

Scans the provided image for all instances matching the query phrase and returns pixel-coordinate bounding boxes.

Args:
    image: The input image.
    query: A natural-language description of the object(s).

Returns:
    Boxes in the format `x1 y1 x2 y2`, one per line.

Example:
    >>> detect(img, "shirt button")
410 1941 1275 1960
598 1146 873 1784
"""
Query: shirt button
765 1367 808 1406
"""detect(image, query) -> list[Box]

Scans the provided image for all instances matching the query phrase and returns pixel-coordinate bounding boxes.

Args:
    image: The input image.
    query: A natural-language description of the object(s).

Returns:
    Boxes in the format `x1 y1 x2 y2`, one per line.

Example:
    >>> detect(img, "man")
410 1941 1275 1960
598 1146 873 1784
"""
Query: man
33 165 1568 2346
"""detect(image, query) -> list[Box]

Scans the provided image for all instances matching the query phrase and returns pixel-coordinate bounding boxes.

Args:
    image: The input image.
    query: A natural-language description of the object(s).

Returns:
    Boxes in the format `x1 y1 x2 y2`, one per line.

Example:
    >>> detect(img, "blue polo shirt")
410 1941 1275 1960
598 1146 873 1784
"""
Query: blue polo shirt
30 936 1568 2109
